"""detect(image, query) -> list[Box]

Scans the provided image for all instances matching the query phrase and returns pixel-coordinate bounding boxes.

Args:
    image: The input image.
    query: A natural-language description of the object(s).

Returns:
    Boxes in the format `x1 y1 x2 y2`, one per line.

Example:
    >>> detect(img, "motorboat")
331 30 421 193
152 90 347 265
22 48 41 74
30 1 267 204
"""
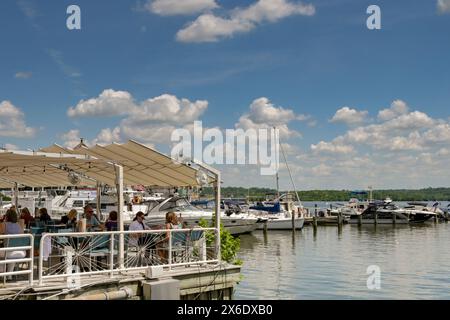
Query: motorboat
349 200 437 224
144 197 261 235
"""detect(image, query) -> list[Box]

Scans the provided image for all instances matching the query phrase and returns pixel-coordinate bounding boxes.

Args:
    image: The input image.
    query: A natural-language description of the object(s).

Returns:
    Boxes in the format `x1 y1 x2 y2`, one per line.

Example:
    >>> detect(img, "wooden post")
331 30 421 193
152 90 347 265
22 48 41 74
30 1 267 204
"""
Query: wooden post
312 216 318 231
374 212 378 225
263 220 268 233
393 212 396 225
358 214 362 226
337 213 342 227
292 211 295 231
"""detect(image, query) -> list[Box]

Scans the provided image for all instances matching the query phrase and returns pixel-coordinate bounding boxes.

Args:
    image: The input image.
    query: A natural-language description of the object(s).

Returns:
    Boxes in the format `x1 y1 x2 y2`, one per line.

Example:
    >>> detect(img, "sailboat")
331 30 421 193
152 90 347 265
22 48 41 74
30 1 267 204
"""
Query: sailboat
250 128 305 230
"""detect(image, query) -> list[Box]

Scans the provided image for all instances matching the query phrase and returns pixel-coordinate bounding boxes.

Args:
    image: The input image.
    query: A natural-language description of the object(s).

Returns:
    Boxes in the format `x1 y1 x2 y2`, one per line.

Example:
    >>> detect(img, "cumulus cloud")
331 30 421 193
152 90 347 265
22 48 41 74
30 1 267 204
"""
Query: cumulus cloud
68 89 135 117
0 101 36 138
177 0 315 43
236 97 302 138
313 100 441 155
61 127 124 148
68 90 208 125
378 99 409 121
177 14 253 43
438 0 450 13
146 0 219 16
65 91 209 145
330 107 368 125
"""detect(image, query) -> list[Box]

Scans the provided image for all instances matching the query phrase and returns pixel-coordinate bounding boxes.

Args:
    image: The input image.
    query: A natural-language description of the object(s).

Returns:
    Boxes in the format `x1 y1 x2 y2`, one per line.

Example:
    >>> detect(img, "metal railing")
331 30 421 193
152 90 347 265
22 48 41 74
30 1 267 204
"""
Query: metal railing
0 234 34 285
38 228 218 285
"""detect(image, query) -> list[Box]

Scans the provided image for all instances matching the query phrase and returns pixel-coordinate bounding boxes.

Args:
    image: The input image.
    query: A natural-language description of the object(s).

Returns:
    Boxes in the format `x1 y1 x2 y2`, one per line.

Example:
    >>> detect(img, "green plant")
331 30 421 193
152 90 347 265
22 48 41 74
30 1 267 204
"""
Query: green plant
198 218 241 265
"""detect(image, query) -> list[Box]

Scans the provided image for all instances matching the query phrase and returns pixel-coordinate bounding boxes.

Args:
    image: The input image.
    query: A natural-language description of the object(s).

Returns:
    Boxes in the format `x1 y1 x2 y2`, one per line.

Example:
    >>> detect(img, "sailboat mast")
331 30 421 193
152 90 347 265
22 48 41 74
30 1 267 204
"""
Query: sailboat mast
276 128 302 206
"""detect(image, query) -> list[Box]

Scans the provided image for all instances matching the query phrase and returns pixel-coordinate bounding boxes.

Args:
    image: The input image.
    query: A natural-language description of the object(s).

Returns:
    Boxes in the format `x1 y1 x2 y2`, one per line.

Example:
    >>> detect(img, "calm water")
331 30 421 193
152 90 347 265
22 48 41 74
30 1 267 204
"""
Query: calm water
235 215 450 299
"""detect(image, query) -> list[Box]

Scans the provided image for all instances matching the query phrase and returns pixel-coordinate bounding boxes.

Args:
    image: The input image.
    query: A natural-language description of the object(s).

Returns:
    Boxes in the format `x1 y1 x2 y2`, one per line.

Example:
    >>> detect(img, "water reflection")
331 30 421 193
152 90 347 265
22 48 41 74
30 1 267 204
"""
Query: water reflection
236 223 450 300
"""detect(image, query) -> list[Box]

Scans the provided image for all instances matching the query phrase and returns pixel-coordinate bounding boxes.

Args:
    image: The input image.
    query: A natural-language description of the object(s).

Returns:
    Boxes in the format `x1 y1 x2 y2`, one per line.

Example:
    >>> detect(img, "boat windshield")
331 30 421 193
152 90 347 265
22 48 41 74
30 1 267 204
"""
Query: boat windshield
158 198 199 212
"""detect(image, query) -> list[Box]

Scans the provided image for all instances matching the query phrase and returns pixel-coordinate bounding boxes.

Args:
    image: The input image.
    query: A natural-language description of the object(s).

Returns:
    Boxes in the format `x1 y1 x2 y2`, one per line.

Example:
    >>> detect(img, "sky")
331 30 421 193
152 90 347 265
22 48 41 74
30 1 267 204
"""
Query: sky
1 0 450 190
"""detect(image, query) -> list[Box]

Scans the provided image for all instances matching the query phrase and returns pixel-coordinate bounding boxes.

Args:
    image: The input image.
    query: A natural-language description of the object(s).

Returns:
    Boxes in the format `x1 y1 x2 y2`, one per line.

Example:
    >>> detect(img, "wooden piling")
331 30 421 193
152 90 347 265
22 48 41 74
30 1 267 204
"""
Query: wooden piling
374 213 378 225
312 216 318 231
292 211 295 231
392 212 396 225
358 214 362 226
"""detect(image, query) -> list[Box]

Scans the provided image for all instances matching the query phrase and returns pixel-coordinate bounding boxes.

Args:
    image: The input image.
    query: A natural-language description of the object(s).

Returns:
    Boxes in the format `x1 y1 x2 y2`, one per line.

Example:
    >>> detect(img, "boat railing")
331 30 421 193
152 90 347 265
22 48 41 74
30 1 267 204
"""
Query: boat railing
0 234 34 285
37 227 217 285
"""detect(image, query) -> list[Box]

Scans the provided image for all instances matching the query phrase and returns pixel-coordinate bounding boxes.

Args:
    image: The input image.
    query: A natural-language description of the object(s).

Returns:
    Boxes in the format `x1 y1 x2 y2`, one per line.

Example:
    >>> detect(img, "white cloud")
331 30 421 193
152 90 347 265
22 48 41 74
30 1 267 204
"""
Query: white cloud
147 0 219 16
68 90 208 125
233 0 315 23
438 0 450 13
378 99 409 121
60 130 84 148
177 0 315 43
311 141 354 154
68 89 134 117
65 91 209 145
236 97 302 138
177 14 253 43
0 101 36 138
14 72 32 79
330 107 368 125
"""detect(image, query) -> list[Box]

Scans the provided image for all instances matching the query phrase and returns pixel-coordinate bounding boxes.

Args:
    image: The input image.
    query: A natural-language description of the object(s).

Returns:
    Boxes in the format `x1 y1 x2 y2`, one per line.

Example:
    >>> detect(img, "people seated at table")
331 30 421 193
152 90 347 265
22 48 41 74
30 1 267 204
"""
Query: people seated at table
61 209 78 230
84 205 105 232
84 205 104 232
0 209 26 274
105 211 118 231
20 207 34 229
38 208 52 224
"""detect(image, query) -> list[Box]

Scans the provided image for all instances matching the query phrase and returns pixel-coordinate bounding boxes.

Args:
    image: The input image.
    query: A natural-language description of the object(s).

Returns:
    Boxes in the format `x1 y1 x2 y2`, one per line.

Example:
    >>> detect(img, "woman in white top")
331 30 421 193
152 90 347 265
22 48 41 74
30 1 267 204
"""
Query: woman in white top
0 209 26 275
128 211 149 247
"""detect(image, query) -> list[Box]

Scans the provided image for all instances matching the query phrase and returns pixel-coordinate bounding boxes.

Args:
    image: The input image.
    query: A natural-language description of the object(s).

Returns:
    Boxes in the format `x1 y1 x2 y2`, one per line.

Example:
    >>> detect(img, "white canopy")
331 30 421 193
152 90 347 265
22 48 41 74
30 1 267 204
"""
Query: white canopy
39 140 215 188
0 150 113 188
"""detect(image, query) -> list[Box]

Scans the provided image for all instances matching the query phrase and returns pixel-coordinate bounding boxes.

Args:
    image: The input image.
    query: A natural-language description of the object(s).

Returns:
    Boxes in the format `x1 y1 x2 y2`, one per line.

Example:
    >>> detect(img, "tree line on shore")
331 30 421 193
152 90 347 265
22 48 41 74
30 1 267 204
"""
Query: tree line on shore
199 187 450 202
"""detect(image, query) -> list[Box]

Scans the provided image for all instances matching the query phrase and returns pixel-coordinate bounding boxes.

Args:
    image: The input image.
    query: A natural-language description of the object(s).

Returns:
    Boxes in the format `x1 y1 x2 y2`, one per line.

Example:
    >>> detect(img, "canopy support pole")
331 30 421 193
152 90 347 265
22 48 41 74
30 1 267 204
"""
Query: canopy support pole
96 182 102 221
115 164 124 268
214 172 221 262
14 182 19 210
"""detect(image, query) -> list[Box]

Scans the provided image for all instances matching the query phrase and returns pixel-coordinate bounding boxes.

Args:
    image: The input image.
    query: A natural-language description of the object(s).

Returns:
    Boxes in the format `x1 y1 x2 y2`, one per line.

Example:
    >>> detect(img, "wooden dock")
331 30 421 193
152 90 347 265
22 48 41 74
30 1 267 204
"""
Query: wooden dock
0 264 241 300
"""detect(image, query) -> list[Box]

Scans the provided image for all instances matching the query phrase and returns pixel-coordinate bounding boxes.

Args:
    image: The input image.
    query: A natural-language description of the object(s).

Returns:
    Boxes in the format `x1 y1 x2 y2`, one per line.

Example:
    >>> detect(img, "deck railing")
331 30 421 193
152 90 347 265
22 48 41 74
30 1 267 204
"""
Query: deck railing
0 234 34 285
38 228 218 285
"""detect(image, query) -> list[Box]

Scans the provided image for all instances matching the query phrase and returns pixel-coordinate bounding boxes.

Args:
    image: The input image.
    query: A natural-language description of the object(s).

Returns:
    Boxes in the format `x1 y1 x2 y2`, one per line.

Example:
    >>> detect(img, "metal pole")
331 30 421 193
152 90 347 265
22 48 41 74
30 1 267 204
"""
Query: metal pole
14 182 19 210
96 182 102 221
115 165 124 269
215 173 221 262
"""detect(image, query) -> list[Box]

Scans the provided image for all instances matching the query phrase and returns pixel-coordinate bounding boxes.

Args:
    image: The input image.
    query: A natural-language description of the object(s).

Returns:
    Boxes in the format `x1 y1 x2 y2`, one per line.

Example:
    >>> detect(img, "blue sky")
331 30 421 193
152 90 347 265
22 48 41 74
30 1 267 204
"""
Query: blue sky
1 0 450 190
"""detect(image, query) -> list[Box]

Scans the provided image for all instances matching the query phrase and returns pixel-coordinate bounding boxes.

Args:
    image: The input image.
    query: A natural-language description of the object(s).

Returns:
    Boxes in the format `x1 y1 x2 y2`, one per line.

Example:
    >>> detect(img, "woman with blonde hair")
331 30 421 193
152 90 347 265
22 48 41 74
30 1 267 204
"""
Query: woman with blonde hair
61 209 78 229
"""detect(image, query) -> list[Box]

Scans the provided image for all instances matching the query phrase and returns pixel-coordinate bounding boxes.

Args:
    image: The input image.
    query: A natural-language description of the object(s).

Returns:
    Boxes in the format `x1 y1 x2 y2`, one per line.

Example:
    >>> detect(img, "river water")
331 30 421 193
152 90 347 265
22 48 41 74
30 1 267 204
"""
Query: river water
235 202 450 300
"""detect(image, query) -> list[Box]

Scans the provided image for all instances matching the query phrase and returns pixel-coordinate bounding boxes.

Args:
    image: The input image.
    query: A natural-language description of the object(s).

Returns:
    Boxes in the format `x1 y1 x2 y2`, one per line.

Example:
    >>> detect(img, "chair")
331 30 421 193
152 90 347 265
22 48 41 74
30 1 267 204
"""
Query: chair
171 231 189 263
1 237 30 279
30 227 45 250
190 230 204 242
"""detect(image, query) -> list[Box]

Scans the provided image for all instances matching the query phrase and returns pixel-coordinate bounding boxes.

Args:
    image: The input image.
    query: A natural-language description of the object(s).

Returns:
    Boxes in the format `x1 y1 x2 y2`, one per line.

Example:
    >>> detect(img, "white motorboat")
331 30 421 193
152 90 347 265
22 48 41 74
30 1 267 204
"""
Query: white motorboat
349 200 438 224
143 197 261 235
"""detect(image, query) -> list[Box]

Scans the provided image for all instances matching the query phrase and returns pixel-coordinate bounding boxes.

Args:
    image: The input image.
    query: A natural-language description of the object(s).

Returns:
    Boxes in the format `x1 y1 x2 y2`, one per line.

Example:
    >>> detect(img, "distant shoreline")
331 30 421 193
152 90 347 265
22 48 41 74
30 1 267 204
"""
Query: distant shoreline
200 187 450 202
